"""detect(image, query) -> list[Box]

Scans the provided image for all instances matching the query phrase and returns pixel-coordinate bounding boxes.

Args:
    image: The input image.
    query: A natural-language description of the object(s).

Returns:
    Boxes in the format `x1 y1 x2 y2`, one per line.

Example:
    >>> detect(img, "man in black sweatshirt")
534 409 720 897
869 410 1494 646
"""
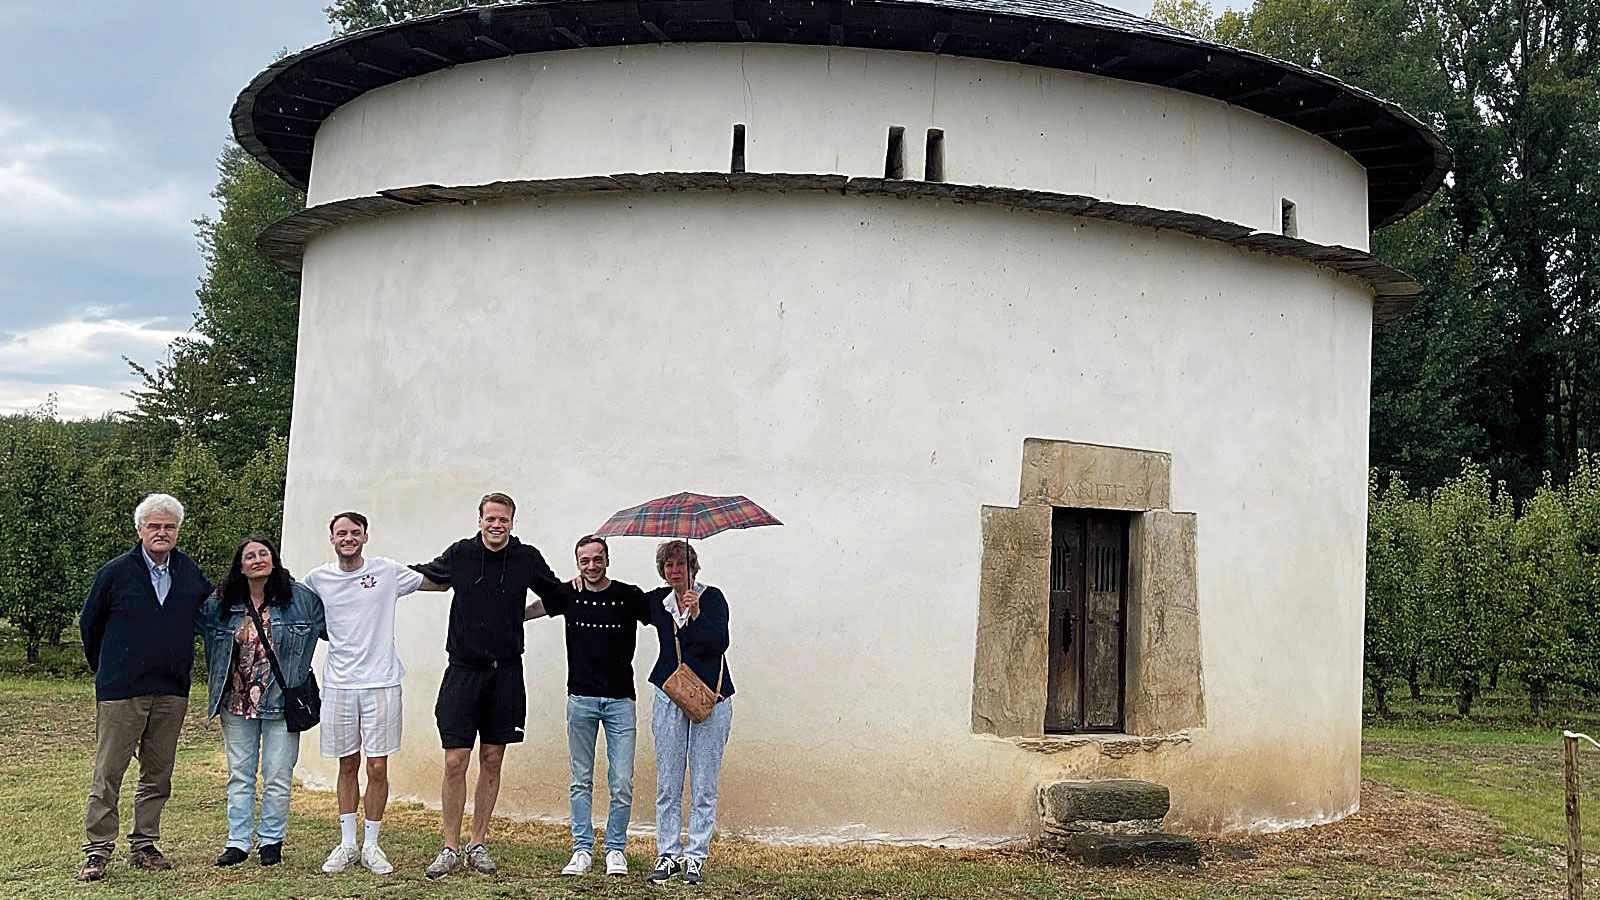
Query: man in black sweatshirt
410 492 565 879
527 534 650 877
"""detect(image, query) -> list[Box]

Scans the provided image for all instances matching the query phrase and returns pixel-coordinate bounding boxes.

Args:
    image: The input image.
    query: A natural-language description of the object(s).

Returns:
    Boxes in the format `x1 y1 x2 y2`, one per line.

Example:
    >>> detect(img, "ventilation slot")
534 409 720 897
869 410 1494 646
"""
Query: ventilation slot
731 124 746 174
1281 198 1298 238
1092 544 1122 593
885 126 905 179
924 128 945 182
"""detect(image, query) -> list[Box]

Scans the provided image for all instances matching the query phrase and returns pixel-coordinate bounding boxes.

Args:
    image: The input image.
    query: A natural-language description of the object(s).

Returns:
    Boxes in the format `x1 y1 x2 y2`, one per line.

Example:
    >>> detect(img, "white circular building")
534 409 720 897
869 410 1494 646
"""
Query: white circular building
237 0 1446 843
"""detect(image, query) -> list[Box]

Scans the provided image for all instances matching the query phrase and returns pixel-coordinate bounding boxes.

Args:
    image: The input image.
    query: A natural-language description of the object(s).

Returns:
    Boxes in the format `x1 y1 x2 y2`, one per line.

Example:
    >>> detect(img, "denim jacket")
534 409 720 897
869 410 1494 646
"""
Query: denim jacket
199 582 325 722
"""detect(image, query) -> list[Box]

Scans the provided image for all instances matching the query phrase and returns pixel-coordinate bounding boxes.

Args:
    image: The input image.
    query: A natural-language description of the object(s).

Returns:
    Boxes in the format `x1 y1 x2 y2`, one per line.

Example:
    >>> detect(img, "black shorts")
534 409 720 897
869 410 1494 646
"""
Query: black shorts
435 661 526 749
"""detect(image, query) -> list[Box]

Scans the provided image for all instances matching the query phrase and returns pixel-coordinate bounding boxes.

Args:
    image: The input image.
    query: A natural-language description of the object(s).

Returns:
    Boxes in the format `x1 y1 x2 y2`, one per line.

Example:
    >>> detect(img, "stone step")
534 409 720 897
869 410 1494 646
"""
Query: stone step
1048 832 1203 866
1038 779 1170 828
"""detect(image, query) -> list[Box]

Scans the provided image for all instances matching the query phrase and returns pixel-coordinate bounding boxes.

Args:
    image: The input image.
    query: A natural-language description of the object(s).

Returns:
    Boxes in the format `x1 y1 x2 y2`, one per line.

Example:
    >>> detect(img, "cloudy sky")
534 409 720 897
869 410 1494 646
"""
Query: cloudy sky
0 1 332 418
0 0 1156 419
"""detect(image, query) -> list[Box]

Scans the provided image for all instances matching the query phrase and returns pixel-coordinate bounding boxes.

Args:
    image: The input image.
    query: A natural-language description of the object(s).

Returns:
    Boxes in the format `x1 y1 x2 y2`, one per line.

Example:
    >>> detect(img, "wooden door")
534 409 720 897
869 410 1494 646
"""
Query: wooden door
1045 509 1127 733
1045 510 1083 731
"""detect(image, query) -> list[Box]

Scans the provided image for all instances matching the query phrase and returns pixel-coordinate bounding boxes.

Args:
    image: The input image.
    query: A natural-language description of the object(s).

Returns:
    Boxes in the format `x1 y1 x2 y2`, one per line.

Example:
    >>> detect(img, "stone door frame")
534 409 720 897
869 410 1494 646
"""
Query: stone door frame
971 439 1205 740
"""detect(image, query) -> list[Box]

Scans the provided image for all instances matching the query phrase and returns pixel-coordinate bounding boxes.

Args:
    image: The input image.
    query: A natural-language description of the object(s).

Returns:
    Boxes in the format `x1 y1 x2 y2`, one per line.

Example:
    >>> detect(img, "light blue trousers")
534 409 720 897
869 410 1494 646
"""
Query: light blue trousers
652 687 732 862
567 695 637 853
220 713 299 849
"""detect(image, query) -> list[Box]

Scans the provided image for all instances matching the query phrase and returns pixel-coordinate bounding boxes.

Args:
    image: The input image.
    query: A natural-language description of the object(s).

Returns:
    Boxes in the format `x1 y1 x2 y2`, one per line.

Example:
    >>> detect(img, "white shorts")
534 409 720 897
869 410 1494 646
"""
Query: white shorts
320 685 403 758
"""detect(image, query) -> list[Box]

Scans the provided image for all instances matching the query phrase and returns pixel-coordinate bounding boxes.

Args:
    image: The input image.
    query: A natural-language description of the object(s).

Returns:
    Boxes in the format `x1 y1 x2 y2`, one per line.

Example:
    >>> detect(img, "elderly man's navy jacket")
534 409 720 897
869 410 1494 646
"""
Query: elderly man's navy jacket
80 544 213 701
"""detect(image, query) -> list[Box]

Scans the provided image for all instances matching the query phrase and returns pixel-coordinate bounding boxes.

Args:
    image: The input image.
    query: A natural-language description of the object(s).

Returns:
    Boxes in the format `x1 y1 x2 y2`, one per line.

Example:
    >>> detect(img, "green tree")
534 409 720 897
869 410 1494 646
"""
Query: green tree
1149 0 1223 38
1420 462 1513 716
1560 452 1600 694
219 436 290 549
0 405 84 662
78 436 155 571
153 435 231 579
1170 0 1600 499
1365 472 1429 714
125 143 304 469
324 0 484 32
1505 481 1579 712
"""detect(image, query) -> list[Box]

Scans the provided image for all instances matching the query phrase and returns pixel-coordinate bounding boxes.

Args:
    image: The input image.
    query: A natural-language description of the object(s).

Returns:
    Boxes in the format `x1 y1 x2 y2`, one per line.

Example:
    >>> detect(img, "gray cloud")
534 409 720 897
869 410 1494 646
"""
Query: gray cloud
0 0 1162 418
0 1 330 418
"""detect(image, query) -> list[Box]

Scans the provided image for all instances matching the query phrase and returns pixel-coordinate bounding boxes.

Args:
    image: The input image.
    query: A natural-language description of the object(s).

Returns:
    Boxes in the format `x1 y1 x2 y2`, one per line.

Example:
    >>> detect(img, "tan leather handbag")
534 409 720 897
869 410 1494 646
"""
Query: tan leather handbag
661 626 724 723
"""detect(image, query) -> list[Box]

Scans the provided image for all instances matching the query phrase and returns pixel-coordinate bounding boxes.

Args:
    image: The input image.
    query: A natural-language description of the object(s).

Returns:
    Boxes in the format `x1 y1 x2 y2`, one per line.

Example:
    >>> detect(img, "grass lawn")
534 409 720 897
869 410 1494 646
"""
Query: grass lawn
1363 690 1600 868
0 670 1585 900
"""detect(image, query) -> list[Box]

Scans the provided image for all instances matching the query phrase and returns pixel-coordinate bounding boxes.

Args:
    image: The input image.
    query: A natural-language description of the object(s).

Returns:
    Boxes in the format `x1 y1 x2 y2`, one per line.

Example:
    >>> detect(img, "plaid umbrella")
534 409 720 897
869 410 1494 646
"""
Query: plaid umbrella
593 492 781 541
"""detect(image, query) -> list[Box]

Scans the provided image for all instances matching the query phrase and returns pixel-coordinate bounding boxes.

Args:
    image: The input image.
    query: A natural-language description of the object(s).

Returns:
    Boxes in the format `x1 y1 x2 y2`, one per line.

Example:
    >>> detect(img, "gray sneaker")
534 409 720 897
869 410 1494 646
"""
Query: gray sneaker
464 843 497 875
424 846 461 879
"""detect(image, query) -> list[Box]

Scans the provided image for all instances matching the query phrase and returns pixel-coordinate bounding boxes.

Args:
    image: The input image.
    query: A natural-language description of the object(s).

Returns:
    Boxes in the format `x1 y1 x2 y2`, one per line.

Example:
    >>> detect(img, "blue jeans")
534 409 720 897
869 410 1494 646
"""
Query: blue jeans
652 688 732 862
567 695 637 853
220 713 299 849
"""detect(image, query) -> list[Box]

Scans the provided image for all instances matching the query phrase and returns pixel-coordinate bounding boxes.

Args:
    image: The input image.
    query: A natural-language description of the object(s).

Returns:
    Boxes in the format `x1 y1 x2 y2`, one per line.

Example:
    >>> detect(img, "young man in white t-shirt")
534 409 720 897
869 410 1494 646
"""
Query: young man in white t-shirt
303 511 425 876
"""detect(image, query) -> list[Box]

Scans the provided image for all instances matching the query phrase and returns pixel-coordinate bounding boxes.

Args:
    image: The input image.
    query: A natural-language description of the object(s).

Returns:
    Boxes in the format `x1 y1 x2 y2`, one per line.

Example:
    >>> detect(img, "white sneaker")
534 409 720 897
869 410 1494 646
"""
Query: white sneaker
605 849 628 876
321 843 359 874
361 842 395 875
561 849 592 876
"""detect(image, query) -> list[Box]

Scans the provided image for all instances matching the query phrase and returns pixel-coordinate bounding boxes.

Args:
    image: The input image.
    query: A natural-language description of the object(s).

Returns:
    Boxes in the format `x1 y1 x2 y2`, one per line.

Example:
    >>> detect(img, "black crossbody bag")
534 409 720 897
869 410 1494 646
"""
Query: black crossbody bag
241 600 321 733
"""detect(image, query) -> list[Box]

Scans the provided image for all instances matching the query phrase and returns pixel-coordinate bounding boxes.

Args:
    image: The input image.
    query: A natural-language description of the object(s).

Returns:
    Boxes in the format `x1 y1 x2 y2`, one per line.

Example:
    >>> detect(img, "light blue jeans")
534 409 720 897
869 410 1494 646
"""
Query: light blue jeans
220 713 300 850
567 695 637 853
652 688 733 862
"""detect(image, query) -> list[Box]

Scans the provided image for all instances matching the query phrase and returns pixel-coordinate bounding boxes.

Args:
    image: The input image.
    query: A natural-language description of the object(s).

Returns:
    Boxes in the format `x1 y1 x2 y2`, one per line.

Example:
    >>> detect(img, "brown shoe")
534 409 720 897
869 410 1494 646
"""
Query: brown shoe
127 846 174 872
77 854 109 882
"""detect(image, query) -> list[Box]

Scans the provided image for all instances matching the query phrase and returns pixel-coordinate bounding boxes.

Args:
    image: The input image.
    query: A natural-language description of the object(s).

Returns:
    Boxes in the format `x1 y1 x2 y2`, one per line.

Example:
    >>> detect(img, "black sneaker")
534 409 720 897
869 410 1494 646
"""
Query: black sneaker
215 846 248 867
645 855 681 884
682 857 704 885
258 842 283 866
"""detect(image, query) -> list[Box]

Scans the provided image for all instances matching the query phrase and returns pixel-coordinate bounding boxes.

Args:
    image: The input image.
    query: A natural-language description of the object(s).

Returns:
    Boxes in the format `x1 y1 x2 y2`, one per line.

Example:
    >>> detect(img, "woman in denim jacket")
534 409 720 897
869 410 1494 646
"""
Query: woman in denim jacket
200 534 325 867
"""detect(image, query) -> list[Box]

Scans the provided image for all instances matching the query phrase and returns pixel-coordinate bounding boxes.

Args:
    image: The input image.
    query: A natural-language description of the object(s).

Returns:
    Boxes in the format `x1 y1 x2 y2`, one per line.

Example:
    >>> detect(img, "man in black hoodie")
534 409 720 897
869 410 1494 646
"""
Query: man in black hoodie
411 492 565 879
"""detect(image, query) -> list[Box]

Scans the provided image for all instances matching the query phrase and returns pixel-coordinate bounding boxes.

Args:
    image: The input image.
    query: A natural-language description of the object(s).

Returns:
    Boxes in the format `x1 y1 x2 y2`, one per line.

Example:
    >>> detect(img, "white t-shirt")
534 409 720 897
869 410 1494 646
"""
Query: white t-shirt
304 556 424 690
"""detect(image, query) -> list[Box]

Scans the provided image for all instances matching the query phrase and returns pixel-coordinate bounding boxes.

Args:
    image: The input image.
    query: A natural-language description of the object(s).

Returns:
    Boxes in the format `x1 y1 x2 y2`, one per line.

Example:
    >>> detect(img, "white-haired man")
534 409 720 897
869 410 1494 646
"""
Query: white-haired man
77 494 213 882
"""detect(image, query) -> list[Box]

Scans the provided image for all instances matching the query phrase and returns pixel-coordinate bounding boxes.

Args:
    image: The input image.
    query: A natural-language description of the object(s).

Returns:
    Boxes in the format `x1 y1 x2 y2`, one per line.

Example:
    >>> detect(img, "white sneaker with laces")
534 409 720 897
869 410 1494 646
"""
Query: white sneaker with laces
561 849 592 876
605 849 628 876
361 842 395 875
321 843 359 874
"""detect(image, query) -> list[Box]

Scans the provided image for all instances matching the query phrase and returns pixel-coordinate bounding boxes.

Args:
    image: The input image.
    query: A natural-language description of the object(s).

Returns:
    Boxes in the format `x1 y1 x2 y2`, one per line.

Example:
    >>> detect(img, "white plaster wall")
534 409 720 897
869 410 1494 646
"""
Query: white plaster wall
305 43 1370 250
280 189 1373 843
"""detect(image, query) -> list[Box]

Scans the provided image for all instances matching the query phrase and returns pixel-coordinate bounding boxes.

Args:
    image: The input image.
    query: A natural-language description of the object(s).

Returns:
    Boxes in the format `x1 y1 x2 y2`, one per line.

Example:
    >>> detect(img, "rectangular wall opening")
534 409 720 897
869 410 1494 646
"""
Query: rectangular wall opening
924 128 945 182
1280 197 1298 238
731 124 746 174
884 126 905 179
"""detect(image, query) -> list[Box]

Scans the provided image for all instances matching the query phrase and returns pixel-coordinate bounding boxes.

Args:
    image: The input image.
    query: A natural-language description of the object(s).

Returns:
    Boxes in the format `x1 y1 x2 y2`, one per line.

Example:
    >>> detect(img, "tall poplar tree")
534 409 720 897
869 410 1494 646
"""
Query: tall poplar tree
125 143 305 468
1154 0 1600 497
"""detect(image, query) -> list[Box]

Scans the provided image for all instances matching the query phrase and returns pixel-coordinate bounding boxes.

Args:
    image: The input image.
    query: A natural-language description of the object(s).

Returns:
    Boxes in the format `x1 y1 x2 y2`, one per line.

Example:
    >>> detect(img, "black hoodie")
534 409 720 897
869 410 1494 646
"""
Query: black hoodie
412 534 563 665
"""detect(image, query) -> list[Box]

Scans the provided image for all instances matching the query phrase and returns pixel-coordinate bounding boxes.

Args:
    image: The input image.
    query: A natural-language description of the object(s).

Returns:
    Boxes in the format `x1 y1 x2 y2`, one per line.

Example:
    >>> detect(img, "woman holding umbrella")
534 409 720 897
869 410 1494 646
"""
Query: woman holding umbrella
642 539 733 886
591 491 777 885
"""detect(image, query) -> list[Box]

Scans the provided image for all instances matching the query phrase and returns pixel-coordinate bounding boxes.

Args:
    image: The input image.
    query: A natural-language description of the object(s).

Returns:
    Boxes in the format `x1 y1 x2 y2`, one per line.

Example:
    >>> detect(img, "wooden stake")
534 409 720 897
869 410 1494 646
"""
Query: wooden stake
1569 732 1584 900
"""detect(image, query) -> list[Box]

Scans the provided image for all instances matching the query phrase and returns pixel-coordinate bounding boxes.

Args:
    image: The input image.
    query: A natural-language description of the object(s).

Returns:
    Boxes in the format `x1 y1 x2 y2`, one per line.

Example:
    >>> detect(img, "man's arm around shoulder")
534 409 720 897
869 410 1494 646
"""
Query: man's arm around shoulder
410 541 458 591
